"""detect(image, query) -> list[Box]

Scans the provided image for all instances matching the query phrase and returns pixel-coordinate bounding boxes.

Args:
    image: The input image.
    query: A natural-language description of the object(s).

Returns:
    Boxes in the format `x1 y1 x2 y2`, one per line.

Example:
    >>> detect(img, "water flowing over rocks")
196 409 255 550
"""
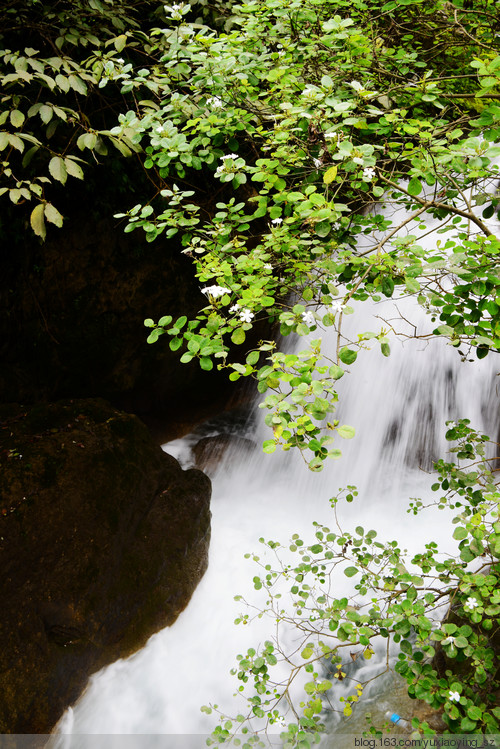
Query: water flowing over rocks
0 398 211 733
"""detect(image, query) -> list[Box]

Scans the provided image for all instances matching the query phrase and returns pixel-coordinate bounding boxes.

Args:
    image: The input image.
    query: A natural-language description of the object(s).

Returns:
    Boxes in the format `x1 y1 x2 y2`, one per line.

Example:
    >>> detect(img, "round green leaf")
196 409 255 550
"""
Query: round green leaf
344 566 358 577
339 348 357 365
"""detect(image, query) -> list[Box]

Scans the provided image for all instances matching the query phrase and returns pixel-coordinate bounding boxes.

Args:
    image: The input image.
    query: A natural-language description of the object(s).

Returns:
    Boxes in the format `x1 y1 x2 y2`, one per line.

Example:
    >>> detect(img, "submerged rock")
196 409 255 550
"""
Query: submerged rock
0 399 211 733
192 434 255 476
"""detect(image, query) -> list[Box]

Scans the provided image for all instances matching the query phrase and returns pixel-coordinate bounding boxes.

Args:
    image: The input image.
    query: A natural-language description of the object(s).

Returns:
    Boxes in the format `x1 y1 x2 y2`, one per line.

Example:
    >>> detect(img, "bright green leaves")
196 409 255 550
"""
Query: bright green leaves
407 177 423 196
339 348 357 365
221 430 499 740
343 566 358 578
231 328 245 345
337 425 355 440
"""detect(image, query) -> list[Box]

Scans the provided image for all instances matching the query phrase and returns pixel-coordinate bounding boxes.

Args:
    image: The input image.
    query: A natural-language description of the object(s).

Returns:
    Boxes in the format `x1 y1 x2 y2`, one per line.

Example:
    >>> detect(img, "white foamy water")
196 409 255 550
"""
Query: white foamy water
52 198 499 748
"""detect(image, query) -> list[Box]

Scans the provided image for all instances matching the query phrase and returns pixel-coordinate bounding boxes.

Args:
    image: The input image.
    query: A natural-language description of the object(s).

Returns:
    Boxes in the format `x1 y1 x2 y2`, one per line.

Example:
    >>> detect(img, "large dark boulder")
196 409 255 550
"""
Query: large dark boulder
0 398 211 733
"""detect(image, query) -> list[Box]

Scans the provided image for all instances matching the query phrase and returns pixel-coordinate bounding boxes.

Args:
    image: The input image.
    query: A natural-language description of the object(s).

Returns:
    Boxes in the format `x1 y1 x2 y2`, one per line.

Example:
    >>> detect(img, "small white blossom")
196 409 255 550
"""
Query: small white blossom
448 691 461 703
302 311 316 327
164 2 189 20
201 285 231 299
239 308 254 323
271 217 282 226
263 263 272 271
442 636 455 646
221 153 239 161
362 166 376 182
324 131 336 139
464 597 479 611
330 300 344 315
313 158 322 168
229 303 240 313
206 96 223 108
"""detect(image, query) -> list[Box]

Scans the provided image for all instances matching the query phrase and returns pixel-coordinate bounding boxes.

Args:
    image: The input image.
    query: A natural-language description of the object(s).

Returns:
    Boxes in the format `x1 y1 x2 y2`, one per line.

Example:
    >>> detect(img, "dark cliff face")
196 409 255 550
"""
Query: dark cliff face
0 399 211 733
0 203 234 433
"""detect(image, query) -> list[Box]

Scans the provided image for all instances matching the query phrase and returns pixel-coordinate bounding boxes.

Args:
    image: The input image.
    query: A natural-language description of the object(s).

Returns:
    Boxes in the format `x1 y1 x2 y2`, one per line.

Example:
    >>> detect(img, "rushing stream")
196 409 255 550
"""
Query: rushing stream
51 298 498 749
52 197 499 748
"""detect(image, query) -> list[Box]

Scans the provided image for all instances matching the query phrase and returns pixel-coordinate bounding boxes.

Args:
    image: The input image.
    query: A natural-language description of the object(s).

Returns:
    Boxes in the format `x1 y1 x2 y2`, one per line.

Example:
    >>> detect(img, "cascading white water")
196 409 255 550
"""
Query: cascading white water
51 301 498 748
52 201 499 747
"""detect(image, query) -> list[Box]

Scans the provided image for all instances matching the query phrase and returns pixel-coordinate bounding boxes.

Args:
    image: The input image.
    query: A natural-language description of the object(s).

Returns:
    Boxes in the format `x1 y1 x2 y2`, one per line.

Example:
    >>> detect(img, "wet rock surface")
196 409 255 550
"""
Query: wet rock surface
0 398 211 733
192 434 255 476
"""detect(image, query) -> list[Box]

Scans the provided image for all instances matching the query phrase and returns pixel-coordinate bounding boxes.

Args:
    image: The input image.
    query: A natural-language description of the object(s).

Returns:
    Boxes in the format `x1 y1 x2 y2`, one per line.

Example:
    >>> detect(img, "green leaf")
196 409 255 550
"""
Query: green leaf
200 356 213 371
315 221 331 237
114 35 127 52
30 203 46 240
44 202 63 227
64 158 84 180
344 566 358 577
48 156 68 184
339 347 357 365
408 177 423 196
147 329 163 344
467 706 482 721
10 109 25 128
329 364 344 380
39 105 53 124
453 527 468 540
337 424 355 439
262 440 276 454
323 166 337 184
231 327 246 345
460 717 477 732
68 74 87 95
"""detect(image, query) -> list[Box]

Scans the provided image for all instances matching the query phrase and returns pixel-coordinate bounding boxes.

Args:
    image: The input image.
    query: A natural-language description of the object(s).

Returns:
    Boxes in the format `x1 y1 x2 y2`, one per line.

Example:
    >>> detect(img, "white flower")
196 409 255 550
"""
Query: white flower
302 311 316 327
206 96 223 108
464 597 479 611
271 217 282 226
442 636 455 646
448 690 461 703
239 308 254 323
362 166 376 182
313 158 322 168
221 153 239 161
229 303 240 313
263 263 272 271
201 285 231 299
330 300 344 315
324 131 336 139
164 2 189 19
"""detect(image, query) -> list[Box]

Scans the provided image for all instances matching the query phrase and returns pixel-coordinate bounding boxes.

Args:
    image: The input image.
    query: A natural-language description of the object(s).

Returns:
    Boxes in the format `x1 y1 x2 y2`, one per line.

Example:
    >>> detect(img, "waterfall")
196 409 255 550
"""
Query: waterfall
52 197 499 746
51 297 498 747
